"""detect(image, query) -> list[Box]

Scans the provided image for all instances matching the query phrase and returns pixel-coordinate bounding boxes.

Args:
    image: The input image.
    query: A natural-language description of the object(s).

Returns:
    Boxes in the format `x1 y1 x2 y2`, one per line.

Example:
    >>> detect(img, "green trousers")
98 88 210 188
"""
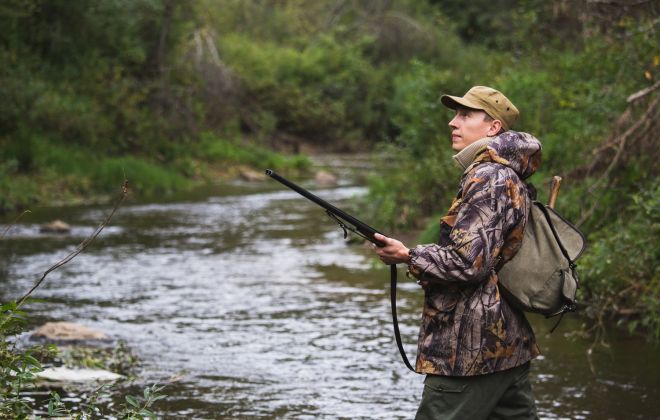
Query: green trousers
415 362 538 420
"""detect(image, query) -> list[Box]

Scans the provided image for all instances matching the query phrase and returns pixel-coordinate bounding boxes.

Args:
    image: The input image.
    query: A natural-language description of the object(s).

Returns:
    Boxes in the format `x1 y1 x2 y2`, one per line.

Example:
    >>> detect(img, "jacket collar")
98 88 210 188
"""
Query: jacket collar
452 137 491 171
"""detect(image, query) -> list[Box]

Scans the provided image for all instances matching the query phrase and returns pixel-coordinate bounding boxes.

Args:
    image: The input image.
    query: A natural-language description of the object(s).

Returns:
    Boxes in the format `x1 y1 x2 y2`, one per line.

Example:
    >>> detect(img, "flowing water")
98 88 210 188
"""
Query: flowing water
1 156 659 419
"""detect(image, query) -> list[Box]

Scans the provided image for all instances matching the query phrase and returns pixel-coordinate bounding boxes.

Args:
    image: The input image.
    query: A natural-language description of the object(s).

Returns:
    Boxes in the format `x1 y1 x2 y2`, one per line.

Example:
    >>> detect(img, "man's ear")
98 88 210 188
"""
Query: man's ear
487 120 502 136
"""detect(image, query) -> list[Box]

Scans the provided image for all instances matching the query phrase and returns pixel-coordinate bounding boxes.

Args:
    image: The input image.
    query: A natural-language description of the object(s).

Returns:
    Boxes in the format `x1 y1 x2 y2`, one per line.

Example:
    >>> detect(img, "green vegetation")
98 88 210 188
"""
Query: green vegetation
0 0 313 212
0 301 49 417
360 1 659 341
0 0 658 366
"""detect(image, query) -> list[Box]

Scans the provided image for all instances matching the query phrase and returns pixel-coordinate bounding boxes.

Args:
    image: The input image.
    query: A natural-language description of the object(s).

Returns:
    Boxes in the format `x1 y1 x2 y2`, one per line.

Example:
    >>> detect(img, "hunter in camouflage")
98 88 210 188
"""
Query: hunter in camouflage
373 86 541 419
408 130 542 376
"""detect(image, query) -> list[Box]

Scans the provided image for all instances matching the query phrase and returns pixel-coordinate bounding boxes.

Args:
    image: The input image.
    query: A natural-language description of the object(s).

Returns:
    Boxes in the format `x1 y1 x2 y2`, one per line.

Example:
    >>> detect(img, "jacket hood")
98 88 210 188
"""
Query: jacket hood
478 131 542 180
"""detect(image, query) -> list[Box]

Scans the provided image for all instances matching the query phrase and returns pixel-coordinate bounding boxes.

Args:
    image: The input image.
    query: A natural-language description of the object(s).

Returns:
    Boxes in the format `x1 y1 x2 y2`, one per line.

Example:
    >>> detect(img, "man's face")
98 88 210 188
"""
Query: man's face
448 108 495 152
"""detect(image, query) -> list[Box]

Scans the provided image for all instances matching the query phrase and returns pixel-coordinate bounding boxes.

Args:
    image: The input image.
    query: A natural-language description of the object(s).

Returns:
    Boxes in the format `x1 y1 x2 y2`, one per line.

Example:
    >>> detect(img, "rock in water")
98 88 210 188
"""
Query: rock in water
39 220 71 233
37 367 123 383
32 322 109 342
239 168 264 181
315 170 338 186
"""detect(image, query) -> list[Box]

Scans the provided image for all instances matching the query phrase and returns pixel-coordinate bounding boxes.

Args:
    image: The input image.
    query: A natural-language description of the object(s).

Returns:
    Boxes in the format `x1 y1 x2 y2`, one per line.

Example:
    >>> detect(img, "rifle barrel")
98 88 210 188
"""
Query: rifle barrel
265 169 384 246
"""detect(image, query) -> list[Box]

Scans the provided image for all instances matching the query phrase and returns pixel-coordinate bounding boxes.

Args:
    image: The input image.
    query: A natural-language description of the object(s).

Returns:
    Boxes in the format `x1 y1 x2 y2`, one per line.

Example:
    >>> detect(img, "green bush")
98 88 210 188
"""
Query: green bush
218 33 388 143
364 60 462 230
0 301 49 417
199 132 310 172
0 163 40 212
579 183 660 340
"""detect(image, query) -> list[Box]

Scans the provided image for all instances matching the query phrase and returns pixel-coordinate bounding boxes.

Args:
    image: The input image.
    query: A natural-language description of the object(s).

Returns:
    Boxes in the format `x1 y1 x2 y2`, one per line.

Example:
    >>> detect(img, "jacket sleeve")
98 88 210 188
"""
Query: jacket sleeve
408 166 514 285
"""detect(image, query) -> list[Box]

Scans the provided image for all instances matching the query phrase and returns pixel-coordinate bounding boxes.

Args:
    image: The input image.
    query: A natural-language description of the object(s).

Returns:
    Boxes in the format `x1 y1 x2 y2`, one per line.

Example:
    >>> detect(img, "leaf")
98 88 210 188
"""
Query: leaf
23 354 41 367
125 395 139 408
48 399 55 415
140 408 155 418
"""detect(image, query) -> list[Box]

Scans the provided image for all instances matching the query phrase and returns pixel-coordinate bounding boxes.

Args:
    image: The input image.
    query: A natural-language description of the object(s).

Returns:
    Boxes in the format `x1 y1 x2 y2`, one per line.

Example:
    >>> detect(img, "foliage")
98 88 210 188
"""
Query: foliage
199 133 310 172
117 384 167 420
0 301 52 418
47 383 166 419
47 387 107 419
56 340 138 373
579 185 660 340
0 0 312 213
430 0 585 51
218 33 387 143
363 60 460 230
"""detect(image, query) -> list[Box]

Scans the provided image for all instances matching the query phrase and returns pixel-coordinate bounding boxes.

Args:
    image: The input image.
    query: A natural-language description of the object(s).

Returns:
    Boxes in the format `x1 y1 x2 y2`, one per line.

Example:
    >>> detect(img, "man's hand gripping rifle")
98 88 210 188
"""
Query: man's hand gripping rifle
265 169 386 247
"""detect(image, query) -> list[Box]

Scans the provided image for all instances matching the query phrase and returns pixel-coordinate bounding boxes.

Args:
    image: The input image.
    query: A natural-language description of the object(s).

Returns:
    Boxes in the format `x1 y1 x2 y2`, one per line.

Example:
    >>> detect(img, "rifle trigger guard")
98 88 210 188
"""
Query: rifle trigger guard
326 210 373 244
326 210 349 239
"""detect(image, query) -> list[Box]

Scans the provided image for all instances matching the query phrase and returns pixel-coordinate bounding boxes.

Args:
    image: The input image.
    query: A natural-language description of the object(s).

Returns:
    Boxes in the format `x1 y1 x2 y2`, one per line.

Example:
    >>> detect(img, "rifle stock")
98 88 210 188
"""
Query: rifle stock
265 169 386 247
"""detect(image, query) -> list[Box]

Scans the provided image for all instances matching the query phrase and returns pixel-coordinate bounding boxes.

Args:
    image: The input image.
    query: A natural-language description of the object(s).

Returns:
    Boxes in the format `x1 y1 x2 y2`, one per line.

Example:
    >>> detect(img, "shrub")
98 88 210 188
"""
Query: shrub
199 132 310 173
579 184 660 340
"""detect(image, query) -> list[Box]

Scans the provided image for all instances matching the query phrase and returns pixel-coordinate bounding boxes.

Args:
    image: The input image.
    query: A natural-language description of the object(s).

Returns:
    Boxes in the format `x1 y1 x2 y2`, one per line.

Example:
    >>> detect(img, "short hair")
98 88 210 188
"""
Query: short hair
464 107 505 134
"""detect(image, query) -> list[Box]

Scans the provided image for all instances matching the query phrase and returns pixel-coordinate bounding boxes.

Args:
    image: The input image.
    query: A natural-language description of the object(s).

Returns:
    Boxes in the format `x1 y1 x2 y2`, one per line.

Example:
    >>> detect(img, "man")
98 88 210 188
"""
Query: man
373 86 542 419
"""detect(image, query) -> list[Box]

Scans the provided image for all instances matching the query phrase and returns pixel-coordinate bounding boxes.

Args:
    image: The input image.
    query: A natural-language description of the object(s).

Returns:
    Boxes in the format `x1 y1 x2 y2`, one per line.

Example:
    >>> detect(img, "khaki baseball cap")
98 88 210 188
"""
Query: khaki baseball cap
441 86 519 131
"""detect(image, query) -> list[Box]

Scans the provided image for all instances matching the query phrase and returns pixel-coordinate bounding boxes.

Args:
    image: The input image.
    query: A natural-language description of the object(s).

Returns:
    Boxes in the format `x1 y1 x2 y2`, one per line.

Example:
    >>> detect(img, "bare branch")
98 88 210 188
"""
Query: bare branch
627 80 660 103
16 180 129 309
1 210 31 239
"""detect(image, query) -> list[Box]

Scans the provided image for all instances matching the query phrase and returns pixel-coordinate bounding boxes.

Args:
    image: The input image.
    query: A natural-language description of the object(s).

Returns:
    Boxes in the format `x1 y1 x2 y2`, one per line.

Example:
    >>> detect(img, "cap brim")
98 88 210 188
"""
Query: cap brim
440 94 483 111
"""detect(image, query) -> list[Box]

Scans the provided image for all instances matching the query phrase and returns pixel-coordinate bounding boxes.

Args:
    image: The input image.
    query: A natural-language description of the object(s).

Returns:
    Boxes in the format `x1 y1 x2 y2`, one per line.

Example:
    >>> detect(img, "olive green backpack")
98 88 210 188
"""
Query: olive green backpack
497 180 587 330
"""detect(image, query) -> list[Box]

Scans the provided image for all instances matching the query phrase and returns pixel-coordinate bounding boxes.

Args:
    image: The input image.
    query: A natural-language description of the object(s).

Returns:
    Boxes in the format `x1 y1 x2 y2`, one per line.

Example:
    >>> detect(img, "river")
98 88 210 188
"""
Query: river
1 156 658 419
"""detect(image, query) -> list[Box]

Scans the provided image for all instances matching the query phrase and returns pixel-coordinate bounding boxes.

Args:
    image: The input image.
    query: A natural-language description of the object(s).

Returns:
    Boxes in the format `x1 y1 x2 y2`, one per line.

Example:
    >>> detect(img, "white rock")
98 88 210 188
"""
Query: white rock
37 367 123 383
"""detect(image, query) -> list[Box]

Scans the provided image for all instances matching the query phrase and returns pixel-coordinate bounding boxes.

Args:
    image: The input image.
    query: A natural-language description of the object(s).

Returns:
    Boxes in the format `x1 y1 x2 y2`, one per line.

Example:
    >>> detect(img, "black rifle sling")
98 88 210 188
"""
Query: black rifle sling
390 264 416 372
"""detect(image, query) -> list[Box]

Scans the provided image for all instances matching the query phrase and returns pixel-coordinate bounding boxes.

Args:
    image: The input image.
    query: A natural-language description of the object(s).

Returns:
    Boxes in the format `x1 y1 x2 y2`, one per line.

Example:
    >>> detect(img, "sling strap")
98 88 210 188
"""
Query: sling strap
390 264 416 372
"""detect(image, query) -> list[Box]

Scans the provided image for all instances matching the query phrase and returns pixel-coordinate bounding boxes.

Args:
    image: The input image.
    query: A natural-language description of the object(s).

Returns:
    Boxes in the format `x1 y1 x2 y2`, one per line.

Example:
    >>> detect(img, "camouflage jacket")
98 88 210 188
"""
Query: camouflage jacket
408 131 542 376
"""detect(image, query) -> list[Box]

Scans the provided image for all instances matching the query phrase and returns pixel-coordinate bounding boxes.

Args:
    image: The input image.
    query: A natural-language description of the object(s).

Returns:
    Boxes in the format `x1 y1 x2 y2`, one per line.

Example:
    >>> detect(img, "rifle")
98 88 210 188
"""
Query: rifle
265 169 386 247
265 169 416 372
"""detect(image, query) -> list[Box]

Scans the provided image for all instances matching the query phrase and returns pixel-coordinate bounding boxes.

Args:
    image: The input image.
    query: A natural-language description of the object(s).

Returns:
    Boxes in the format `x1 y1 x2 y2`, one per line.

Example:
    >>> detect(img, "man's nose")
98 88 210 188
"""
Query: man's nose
448 116 458 128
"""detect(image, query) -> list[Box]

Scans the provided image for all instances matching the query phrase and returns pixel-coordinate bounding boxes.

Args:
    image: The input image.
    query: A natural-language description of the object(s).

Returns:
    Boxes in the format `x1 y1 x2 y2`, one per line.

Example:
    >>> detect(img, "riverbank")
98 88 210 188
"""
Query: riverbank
0 136 313 215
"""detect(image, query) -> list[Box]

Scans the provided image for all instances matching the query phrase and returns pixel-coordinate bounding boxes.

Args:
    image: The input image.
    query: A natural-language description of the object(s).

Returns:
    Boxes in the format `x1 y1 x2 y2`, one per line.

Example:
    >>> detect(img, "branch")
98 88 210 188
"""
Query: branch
1 210 31 239
15 180 129 308
576 94 658 225
627 80 660 103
